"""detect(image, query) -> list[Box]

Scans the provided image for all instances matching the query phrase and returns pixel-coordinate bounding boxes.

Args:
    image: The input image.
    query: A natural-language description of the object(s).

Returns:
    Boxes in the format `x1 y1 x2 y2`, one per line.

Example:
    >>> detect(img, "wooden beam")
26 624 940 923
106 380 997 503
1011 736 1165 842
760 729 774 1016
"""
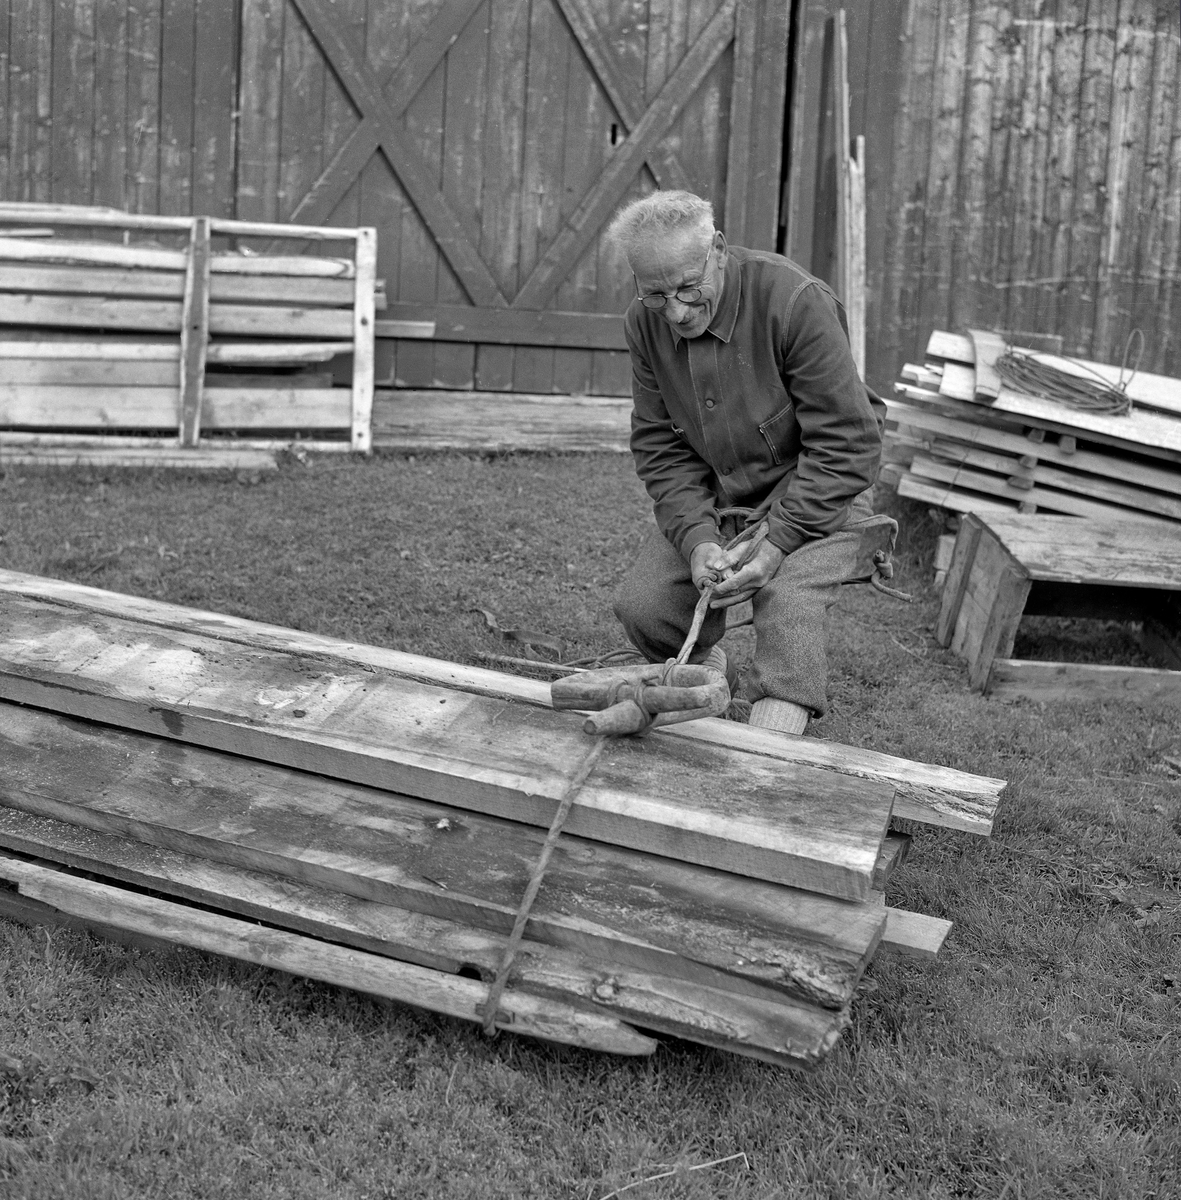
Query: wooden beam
0 854 655 1055
986 658 1181 703
513 0 737 311
350 227 376 453
377 305 626 350
179 217 211 446
0 596 892 901
0 569 1006 835
0 703 886 1009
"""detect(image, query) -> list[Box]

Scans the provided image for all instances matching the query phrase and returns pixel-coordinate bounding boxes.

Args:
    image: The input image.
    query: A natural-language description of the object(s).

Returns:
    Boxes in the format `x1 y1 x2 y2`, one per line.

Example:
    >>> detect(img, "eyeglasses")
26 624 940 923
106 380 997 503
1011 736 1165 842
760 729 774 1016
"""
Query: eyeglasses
635 246 714 310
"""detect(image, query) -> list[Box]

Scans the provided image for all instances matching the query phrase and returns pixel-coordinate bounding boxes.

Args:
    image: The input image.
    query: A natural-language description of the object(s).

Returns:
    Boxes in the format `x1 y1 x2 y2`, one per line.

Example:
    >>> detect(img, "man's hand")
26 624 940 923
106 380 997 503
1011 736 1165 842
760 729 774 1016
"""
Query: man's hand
689 542 729 593
709 540 786 608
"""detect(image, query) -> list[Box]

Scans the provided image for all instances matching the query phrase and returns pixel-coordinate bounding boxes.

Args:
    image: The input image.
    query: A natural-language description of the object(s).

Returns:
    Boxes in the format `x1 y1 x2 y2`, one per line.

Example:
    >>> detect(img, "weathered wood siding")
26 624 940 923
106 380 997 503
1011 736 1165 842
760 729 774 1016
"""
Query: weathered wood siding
861 0 1181 393
1 0 791 397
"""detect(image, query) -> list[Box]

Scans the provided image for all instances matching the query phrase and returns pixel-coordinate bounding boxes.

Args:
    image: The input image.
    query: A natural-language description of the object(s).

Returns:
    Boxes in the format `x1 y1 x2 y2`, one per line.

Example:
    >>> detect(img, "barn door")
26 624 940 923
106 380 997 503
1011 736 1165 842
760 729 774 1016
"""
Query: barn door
235 0 792 395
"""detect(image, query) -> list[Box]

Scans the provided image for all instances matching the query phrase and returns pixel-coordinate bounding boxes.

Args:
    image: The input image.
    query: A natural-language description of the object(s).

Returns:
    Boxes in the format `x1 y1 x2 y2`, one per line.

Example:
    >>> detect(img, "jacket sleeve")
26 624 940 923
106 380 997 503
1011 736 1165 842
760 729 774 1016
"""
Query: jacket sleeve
625 315 722 560
763 283 884 556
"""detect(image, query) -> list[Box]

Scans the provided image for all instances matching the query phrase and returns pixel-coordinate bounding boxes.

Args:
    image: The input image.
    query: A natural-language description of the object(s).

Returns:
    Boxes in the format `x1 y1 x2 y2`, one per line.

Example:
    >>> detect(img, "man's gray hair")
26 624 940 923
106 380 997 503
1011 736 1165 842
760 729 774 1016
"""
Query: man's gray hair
606 191 715 257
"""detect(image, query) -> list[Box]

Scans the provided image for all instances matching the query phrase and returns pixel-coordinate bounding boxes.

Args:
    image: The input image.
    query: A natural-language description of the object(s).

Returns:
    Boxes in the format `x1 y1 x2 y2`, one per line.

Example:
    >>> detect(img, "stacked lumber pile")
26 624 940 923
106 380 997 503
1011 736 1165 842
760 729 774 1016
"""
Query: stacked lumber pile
884 330 1181 525
0 202 403 468
0 570 1004 1067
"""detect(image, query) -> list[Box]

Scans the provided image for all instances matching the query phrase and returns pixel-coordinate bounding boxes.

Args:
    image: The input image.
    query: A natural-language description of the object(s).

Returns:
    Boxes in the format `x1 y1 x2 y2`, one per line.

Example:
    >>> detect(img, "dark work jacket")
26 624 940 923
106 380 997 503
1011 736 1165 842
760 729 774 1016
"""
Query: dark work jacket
624 245 885 559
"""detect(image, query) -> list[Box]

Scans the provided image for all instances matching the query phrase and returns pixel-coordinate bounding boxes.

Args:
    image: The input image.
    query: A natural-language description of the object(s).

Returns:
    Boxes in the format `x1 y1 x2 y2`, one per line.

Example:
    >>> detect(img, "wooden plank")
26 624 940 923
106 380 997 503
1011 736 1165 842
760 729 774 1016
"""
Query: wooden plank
0 819 848 1069
0 703 886 1010
936 511 986 647
513 0 737 311
206 341 354 365
0 263 361 306
350 227 376 452
919 439 1181 522
911 455 1175 522
743 0 791 249
884 399 1181 498
0 385 350 430
125 0 161 215
7 0 54 204
378 305 626 349
878 908 951 959
0 599 894 901
158 0 195 214
179 217 211 446
207 305 354 338
192 0 238 217
49 0 96 206
0 341 353 365
872 832 911 892
986 659 1181 704
91 0 128 209
0 359 180 385
0 854 655 1056
0 447 279 470
721 0 757 243
895 471 1018 519
0 569 1005 835
372 391 631 452
968 513 1181 590
233 0 284 223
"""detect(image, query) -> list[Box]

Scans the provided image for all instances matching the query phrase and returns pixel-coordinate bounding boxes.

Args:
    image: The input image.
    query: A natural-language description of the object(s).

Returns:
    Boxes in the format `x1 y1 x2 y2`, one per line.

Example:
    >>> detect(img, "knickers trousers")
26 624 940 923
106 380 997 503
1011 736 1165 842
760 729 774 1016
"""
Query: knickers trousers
612 489 876 717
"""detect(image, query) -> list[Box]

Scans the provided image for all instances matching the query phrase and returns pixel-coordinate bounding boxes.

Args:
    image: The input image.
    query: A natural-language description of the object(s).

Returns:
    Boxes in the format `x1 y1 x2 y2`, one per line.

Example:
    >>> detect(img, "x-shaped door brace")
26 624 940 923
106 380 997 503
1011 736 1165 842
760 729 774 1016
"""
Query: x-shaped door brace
289 0 738 312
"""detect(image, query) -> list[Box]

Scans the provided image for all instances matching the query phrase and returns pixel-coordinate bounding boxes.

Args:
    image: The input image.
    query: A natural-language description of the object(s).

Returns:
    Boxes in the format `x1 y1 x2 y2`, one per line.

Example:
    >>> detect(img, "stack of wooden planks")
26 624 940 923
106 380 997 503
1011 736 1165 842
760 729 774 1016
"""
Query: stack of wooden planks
0 570 1004 1067
0 202 403 468
884 331 1181 526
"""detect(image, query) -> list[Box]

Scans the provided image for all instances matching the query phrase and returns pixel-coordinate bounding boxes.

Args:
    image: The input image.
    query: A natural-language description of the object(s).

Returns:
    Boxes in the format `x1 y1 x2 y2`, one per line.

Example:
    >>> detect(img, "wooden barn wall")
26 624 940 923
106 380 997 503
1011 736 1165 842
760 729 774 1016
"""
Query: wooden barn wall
848 0 1181 396
0 0 790 398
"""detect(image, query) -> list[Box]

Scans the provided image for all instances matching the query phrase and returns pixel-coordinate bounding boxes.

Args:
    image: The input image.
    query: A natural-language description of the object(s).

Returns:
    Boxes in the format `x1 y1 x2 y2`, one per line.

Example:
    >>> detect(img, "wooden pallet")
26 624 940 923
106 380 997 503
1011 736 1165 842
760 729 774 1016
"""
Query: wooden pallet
0 570 1005 1066
0 202 390 463
884 330 1181 523
936 512 1181 701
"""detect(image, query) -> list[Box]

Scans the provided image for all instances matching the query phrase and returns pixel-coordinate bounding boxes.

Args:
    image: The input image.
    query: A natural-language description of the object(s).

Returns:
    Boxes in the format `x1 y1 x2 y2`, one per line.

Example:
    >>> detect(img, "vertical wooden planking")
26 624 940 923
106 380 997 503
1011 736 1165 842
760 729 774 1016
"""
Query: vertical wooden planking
1128 7 1179 372
92 0 129 209
433 0 488 389
915 0 969 347
321 0 366 187
50 0 96 205
1041 3 1086 342
475 0 529 389
722 0 756 243
1002 9 1053 340
0 0 11 195
742 0 789 250
126 0 162 215
947 3 997 336
1061 0 1117 357
682 0 730 209
514 0 572 393
1144 12 1181 371
1093 0 1154 362
159 0 196 214
880 0 938 371
192 0 240 218
278 0 326 221
236 0 285 223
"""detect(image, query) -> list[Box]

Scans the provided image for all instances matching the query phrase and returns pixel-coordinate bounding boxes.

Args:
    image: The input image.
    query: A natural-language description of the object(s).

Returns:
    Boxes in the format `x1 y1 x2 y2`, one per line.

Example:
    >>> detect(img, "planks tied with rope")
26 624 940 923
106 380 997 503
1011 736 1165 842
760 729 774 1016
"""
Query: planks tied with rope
0 570 1005 1067
0 201 395 469
882 329 1181 527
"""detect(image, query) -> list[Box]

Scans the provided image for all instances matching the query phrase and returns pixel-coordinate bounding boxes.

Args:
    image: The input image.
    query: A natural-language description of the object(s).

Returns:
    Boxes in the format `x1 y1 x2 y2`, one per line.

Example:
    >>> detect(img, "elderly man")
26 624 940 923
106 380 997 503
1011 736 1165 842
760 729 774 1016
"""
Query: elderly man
606 190 885 735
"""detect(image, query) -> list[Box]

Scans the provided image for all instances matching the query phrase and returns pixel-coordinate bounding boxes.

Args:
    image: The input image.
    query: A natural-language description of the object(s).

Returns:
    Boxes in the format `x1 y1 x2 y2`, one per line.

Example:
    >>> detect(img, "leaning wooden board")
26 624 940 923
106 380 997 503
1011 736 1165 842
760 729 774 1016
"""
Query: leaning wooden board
0 571 1006 836
0 593 893 902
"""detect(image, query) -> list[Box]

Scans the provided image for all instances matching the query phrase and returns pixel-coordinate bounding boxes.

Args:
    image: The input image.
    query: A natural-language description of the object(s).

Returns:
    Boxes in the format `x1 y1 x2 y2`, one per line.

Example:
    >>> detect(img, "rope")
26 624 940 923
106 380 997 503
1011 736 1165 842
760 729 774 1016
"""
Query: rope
993 330 1143 417
480 737 606 1036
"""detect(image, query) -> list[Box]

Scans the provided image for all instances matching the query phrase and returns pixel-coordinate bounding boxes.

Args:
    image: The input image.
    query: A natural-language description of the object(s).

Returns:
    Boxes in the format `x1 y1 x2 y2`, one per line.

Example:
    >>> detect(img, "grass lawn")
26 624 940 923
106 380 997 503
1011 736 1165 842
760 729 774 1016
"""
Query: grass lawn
0 452 1178 1200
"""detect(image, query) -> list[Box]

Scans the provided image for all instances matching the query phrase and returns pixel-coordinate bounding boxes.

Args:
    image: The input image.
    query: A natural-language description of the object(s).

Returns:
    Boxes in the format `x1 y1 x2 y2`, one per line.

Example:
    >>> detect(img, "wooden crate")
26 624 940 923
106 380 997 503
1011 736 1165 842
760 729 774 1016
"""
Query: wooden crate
0 202 393 464
936 512 1181 702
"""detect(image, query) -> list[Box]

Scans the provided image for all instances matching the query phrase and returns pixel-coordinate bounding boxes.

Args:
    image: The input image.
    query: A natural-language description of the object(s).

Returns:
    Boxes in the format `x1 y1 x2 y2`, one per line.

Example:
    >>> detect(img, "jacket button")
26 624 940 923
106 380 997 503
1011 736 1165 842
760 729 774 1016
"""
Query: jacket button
705 399 715 409
721 466 732 475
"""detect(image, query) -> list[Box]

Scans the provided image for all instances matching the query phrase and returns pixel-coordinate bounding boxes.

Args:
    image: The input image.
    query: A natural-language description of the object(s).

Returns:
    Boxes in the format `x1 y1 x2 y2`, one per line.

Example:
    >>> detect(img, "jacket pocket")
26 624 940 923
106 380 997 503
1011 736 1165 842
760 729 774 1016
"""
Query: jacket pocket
758 402 795 466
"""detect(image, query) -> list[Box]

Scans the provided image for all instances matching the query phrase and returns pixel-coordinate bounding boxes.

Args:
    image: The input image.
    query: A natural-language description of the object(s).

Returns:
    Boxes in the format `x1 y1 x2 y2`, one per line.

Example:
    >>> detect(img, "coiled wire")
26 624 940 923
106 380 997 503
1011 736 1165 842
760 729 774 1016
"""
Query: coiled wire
993 330 1144 417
